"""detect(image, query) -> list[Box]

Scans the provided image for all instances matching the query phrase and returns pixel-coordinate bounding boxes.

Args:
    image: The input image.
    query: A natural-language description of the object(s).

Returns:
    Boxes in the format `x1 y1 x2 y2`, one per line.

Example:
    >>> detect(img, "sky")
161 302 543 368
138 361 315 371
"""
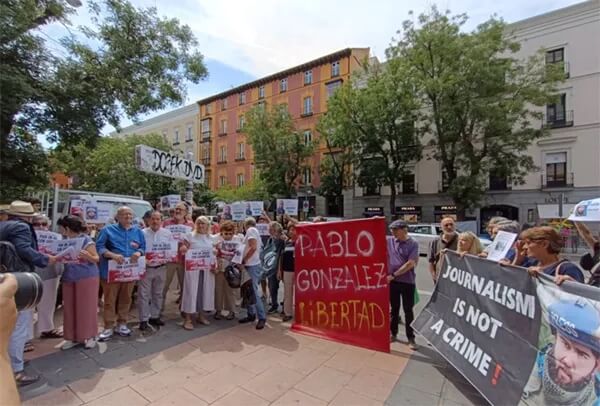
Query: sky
38 0 583 142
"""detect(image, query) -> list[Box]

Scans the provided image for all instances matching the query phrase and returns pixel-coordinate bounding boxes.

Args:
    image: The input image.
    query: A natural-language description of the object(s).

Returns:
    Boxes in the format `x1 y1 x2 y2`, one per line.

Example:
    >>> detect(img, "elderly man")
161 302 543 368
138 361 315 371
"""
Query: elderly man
387 220 419 350
239 217 266 329
139 211 171 330
162 202 194 310
428 216 458 281
96 206 146 340
0 201 56 386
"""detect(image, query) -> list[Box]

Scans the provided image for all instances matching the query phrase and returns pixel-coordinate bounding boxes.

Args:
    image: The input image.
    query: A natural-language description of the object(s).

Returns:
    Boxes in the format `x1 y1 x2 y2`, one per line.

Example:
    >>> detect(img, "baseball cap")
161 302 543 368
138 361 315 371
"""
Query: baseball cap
389 220 408 230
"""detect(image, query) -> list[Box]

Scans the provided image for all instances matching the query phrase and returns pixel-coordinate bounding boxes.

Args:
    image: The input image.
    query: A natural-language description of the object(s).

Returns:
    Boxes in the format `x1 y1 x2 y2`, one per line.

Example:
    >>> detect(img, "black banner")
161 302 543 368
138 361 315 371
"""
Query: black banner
412 252 542 405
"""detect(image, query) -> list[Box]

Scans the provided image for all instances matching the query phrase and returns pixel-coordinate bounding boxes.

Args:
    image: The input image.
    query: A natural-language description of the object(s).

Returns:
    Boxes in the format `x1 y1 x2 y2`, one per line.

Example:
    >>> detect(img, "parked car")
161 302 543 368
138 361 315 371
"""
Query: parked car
407 223 492 256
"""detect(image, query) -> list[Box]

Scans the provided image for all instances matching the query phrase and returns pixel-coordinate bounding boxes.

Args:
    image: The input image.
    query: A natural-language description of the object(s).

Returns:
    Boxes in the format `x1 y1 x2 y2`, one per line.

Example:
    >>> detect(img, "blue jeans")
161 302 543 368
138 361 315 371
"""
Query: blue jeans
245 265 266 320
9 310 33 373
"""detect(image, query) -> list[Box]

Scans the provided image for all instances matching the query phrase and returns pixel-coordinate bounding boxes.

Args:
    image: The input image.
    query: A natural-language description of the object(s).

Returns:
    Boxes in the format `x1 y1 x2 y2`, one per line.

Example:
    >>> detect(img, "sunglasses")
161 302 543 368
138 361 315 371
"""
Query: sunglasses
33 223 48 227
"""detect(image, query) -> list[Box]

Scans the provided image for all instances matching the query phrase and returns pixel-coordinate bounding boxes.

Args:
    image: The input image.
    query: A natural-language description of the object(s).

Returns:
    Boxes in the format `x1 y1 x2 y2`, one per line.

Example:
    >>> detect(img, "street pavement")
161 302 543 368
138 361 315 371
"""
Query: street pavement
18 262 488 406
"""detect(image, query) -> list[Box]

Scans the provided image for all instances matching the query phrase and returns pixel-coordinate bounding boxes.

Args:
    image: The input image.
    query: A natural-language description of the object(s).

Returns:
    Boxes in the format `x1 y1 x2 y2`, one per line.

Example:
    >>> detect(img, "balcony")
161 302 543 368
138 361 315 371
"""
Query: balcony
235 155 246 162
218 131 227 137
217 159 228 165
541 172 574 189
300 111 313 118
542 110 574 129
201 131 211 141
201 158 211 166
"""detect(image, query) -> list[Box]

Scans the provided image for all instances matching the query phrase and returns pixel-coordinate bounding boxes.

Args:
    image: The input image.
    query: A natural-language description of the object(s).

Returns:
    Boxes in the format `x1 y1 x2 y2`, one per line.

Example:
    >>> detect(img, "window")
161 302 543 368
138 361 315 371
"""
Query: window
303 96 313 115
545 152 567 187
239 92 246 105
162 130 168 142
237 173 245 187
258 85 265 99
219 176 227 186
402 172 416 194
303 167 312 185
205 103 212 114
304 70 312 85
257 100 266 110
546 48 564 64
237 142 245 160
220 119 227 135
326 80 342 98
186 126 193 141
280 78 288 93
174 129 180 144
237 115 245 131
331 61 340 77
202 146 210 160
363 184 380 196
303 130 312 146
546 94 566 124
489 169 508 191
219 146 227 163
221 98 228 110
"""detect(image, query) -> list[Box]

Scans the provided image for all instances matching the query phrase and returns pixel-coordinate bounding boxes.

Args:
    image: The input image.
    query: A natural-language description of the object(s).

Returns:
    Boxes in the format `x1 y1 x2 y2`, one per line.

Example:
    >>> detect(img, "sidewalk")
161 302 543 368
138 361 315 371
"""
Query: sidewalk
19 292 488 405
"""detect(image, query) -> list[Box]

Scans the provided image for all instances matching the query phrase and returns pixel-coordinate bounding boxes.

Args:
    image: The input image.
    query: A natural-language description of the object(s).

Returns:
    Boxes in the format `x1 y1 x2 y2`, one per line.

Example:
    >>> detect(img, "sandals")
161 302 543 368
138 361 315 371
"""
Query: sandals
183 320 194 330
225 313 235 320
14 372 40 387
40 329 63 339
24 342 35 352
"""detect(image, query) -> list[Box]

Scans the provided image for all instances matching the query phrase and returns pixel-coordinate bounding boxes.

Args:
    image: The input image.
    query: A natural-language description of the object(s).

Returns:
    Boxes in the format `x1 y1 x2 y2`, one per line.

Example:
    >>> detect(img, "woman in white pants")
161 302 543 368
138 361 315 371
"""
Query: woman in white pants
32 215 63 339
180 216 216 330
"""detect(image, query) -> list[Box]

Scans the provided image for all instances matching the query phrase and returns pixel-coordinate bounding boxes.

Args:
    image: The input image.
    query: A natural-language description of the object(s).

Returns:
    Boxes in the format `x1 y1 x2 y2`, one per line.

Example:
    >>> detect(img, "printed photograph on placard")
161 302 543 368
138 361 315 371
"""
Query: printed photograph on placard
276 199 298 216
221 204 233 220
160 194 181 210
230 202 246 221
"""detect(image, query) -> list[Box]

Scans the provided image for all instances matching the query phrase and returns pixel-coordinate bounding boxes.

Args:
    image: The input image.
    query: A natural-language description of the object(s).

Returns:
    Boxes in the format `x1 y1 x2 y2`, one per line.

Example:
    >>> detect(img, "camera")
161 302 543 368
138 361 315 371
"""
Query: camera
7 273 44 311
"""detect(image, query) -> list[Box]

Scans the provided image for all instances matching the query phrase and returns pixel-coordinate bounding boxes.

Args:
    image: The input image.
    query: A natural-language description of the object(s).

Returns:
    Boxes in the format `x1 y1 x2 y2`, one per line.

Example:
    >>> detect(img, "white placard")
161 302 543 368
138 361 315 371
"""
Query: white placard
36 231 62 254
146 240 178 266
164 224 192 241
108 257 146 282
83 203 113 224
231 202 246 221
568 198 600 222
276 199 298 216
256 223 270 236
135 144 205 183
486 231 518 262
246 201 263 216
39 237 85 263
232 244 245 264
185 247 214 271
160 195 181 210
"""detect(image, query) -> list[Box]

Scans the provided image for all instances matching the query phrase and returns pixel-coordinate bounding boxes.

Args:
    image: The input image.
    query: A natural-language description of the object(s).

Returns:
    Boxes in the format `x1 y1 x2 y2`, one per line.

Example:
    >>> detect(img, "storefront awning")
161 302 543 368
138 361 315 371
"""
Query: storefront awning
537 204 575 219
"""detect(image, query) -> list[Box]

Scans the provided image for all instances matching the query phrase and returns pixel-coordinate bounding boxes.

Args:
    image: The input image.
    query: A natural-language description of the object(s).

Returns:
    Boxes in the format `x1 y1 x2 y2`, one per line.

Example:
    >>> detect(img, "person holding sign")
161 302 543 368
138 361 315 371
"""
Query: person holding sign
180 216 216 330
96 207 146 341
387 220 419 350
429 216 458 281
238 217 266 329
57 215 100 350
263 222 285 315
214 221 239 320
139 211 171 331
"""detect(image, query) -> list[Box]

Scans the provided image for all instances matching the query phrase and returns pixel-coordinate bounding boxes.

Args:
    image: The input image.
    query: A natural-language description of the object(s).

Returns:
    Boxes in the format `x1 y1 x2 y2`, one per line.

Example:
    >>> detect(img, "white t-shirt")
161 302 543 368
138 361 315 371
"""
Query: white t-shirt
243 227 262 266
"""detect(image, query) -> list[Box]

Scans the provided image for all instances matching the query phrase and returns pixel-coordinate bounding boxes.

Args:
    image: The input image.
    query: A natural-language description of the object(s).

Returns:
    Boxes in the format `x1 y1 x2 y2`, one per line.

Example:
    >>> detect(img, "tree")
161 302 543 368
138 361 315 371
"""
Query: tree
389 8 562 213
214 179 270 203
322 60 424 216
244 105 315 198
0 129 50 202
1 0 207 192
51 133 179 199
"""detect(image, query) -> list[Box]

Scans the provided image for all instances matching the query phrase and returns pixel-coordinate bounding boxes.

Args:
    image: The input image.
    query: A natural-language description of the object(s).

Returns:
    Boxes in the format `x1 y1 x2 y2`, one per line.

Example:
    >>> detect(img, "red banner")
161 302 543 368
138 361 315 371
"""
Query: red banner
292 218 390 352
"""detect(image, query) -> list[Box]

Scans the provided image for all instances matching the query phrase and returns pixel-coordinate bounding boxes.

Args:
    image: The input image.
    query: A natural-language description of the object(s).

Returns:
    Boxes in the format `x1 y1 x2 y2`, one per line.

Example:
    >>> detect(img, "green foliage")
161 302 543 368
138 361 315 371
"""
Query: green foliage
193 184 217 212
389 7 562 211
244 105 315 198
321 60 424 215
1 0 207 146
50 133 179 199
214 179 270 203
0 129 50 202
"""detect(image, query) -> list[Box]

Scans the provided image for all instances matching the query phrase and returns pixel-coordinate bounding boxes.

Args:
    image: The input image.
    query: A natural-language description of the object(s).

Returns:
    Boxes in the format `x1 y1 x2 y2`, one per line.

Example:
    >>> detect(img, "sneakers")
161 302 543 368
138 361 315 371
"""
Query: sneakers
196 313 210 326
267 305 279 314
408 339 418 350
84 338 97 349
256 319 266 330
98 328 113 341
238 315 256 324
139 321 149 331
149 318 164 327
61 340 78 350
115 324 132 337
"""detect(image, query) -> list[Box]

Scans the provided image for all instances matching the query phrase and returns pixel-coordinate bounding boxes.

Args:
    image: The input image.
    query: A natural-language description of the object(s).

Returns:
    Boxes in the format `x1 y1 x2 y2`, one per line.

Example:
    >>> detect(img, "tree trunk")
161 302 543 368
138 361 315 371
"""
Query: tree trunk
389 183 397 220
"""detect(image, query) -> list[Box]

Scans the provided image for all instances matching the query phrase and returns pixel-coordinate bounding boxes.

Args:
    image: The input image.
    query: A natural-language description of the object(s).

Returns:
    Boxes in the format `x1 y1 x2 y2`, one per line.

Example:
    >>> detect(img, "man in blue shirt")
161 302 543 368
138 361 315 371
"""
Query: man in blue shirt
387 220 420 350
96 207 145 340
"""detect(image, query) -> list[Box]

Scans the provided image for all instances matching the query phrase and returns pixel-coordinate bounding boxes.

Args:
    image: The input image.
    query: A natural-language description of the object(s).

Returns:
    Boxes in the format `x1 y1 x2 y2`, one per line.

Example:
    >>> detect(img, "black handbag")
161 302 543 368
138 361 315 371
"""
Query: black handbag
224 263 242 288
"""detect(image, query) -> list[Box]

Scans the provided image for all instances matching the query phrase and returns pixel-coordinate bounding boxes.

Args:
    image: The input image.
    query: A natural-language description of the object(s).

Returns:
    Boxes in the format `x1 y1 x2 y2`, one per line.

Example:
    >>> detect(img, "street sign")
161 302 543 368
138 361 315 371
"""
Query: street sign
135 145 204 183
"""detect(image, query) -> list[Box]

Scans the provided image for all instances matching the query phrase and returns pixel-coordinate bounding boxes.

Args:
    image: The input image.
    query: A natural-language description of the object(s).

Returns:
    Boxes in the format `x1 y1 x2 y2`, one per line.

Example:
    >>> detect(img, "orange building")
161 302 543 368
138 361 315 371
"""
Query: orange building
50 172 72 189
197 48 370 208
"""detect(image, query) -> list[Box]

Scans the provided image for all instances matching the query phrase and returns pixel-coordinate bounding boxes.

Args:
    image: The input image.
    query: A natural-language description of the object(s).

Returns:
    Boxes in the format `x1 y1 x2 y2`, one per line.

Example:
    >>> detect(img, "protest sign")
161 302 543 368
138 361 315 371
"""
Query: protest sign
36 230 62 254
83 203 112 224
231 202 246 221
146 240 178 266
292 218 390 353
486 231 518 262
164 224 192 241
248 201 263 216
135 144 204 183
276 199 298 216
568 197 600 222
107 257 146 282
219 240 240 260
221 204 233 220
413 251 600 405
185 246 213 271
160 194 181 210
256 223 270 236
232 244 244 264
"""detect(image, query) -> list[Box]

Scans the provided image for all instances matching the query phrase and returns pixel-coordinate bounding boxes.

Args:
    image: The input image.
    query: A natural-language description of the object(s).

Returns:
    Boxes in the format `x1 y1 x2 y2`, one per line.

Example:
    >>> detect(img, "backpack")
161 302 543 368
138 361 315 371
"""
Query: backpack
0 241 33 273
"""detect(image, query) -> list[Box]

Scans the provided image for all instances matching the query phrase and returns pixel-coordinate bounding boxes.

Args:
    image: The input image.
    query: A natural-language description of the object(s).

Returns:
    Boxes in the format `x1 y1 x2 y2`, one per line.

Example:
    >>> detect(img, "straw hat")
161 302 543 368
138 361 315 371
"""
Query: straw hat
6 200 37 217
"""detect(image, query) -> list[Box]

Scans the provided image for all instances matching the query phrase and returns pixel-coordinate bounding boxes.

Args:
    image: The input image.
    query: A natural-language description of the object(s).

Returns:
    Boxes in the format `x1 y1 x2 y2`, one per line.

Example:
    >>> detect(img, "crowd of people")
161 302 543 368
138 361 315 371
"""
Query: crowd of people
0 198 599 394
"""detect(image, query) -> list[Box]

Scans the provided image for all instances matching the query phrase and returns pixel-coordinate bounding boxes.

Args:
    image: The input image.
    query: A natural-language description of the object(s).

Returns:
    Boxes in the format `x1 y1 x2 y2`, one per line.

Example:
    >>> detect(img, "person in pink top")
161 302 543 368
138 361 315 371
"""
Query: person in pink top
161 202 194 311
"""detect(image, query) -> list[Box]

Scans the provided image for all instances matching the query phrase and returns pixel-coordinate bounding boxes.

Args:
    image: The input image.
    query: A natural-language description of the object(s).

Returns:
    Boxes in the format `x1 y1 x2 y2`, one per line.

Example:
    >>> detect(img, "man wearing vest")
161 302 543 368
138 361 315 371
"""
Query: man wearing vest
428 216 458 282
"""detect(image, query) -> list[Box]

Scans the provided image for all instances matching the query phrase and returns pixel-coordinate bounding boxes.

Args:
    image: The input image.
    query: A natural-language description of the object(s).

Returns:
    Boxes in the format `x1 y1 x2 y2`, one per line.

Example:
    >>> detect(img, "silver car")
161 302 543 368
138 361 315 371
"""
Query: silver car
407 223 492 256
